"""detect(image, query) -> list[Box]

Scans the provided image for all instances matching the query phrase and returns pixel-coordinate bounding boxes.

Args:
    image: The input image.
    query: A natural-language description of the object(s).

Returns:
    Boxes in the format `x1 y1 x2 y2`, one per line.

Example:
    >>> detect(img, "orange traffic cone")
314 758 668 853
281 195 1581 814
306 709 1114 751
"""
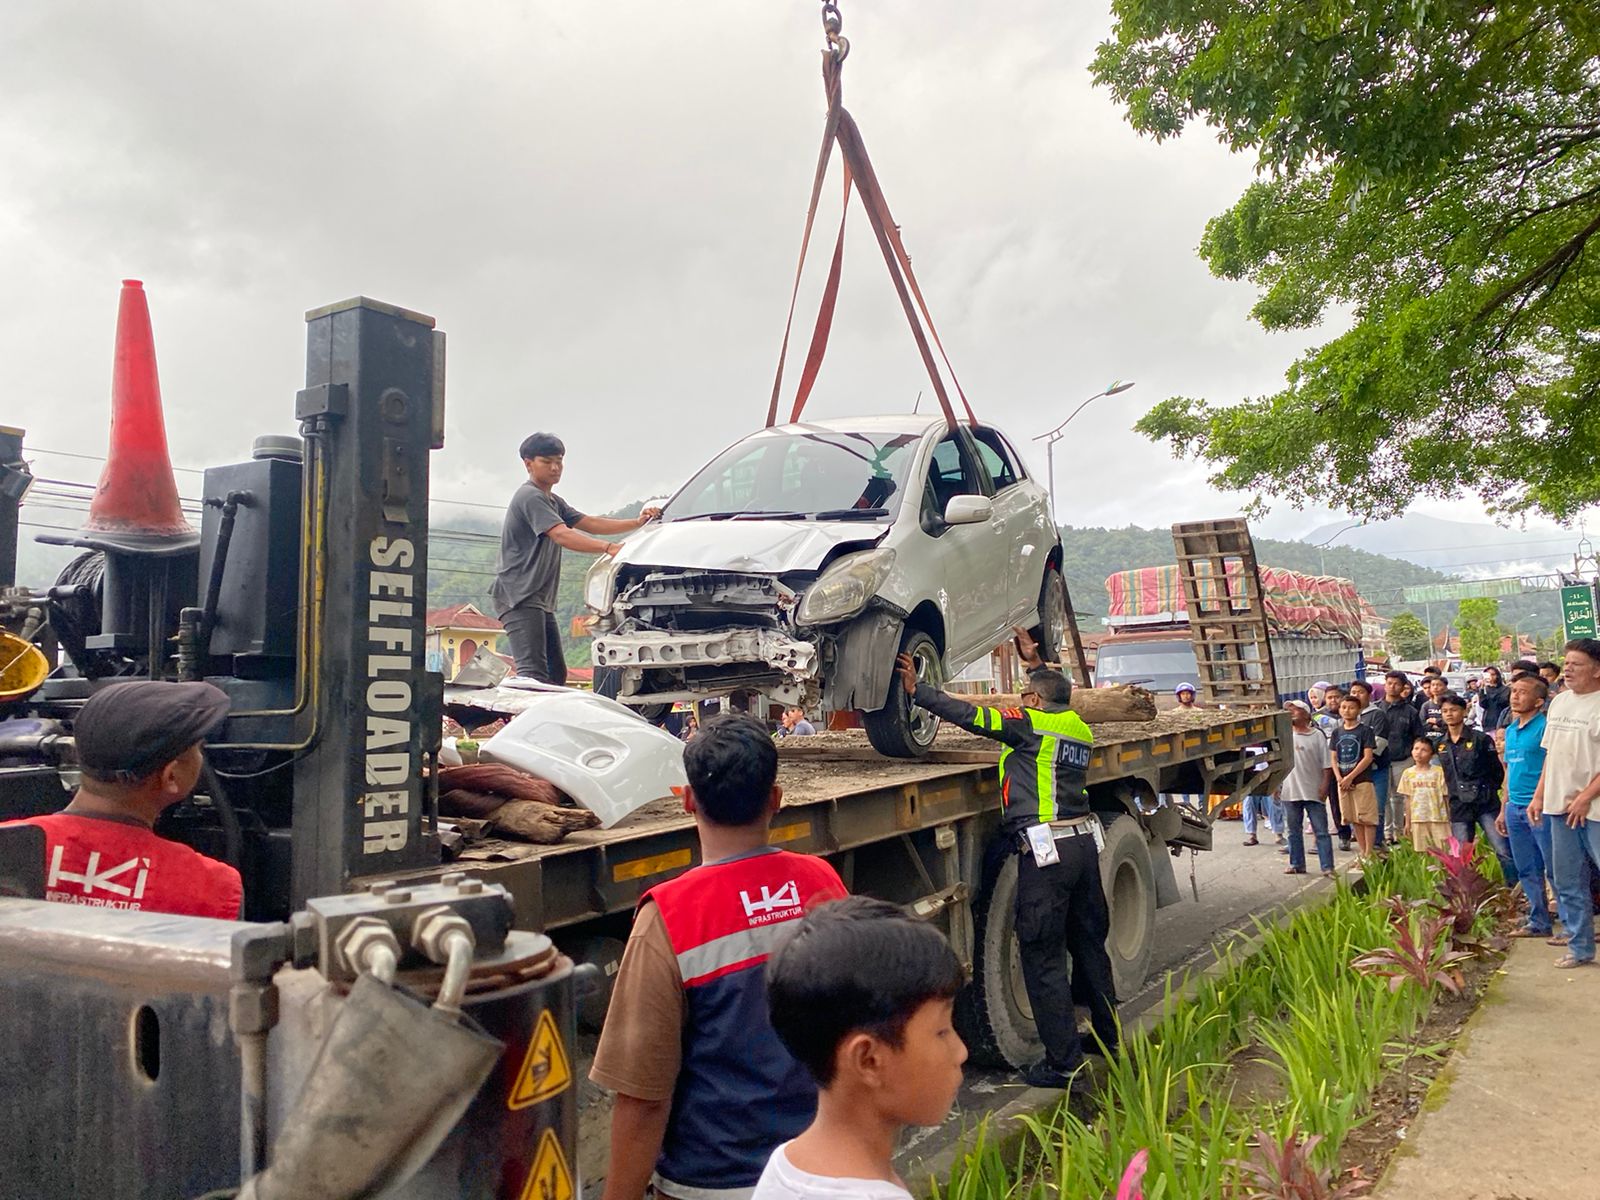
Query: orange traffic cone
80 280 197 551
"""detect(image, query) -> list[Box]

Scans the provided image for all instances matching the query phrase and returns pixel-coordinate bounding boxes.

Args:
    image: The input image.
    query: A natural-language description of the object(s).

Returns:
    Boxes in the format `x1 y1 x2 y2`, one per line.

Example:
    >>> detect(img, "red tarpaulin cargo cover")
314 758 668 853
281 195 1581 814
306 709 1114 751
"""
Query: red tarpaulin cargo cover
1105 563 1364 647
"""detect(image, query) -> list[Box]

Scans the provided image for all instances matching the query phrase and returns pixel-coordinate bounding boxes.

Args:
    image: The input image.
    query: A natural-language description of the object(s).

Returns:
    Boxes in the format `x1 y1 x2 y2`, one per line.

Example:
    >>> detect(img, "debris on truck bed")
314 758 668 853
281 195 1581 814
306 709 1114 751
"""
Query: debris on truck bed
436 764 600 846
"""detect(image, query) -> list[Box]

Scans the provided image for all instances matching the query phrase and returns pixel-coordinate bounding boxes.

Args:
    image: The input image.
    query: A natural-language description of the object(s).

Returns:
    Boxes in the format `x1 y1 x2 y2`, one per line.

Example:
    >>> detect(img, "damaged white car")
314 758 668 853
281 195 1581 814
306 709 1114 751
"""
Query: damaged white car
586 416 1067 758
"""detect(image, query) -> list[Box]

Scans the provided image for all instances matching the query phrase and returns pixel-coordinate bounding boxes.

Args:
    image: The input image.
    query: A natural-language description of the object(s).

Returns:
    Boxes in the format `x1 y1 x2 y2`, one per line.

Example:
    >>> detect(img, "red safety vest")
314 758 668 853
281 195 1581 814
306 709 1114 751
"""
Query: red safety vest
3 812 242 920
644 848 846 1196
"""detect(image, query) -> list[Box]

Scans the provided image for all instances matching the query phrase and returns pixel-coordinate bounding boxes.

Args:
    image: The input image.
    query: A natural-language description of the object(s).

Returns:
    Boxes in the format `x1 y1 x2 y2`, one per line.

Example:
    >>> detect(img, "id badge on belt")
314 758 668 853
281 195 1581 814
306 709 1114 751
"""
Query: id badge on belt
1024 823 1060 867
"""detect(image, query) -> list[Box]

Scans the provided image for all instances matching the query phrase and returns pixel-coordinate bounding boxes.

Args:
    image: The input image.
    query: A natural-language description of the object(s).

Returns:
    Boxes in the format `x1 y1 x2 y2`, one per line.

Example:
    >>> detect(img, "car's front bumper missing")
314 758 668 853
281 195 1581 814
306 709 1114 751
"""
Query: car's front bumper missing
592 627 820 706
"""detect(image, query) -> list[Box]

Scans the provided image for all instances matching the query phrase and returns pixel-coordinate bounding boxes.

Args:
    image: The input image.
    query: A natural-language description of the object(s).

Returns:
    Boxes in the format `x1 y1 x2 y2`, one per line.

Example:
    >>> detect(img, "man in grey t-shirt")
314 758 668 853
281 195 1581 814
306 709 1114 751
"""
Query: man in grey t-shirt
492 432 660 684
1275 700 1336 876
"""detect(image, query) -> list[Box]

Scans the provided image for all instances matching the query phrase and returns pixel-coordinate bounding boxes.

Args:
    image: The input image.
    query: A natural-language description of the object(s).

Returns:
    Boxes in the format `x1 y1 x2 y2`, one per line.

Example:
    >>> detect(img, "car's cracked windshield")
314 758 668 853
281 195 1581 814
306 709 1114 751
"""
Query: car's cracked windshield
663 430 921 521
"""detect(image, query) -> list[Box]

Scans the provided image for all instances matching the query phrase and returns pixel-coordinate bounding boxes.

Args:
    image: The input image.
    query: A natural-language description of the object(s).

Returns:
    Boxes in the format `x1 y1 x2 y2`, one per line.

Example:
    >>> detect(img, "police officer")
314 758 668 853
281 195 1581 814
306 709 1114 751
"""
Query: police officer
2 680 240 919
896 629 1117 1090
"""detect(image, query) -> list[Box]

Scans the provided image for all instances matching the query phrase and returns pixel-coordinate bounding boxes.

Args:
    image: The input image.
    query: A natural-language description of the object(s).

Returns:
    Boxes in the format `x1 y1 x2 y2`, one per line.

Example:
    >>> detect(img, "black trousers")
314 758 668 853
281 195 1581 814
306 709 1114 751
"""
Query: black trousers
1015 834 1119 1071
501 603 566 686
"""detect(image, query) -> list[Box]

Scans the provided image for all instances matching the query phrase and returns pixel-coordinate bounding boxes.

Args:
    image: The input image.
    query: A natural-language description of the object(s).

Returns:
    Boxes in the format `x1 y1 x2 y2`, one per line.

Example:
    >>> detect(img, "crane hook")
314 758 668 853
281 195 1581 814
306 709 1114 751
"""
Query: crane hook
821 1 849 63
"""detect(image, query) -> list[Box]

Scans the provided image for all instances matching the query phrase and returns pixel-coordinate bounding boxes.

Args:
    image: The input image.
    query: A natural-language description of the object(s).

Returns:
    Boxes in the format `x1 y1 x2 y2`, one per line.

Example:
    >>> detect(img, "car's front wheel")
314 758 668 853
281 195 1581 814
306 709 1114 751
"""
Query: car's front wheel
862 628 944 759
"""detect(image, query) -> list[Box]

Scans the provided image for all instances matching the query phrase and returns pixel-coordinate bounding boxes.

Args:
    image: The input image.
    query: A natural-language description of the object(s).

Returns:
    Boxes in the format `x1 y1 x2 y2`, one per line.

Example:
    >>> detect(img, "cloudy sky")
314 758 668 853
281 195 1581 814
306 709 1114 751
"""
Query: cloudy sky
2 0 1582 574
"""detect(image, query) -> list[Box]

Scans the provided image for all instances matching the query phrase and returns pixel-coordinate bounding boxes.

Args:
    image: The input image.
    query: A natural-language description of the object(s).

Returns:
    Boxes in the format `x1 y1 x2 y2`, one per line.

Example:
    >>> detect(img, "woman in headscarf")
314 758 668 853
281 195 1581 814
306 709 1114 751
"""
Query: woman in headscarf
1308 681 1330 713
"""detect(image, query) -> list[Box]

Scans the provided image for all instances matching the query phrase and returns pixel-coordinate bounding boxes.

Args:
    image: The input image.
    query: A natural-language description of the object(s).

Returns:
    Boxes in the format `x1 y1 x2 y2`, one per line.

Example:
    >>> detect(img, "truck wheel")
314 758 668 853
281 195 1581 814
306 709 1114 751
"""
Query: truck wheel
953 817 1157 1068
862 629 943 759
1099 814 1157 1000
570 934 627 1033
953 850 1040 1068
1030 566 1069 667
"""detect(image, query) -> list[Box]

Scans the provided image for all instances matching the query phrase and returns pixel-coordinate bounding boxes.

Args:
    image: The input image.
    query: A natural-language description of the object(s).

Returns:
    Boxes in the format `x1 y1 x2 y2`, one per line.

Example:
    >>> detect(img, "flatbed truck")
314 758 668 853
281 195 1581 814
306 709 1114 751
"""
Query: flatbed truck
424 704 1288 1067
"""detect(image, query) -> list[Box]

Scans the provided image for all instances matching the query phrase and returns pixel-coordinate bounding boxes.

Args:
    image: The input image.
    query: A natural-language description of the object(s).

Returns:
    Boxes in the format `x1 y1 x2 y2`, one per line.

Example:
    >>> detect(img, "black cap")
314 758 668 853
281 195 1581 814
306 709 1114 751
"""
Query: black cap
74 681 231 777
518 432 565 461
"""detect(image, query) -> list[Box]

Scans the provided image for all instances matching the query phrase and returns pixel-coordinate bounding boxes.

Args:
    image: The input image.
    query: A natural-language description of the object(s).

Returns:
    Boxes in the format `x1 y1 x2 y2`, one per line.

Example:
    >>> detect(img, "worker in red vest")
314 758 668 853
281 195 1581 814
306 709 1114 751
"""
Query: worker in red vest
3 680 240 919
591 713 847 1200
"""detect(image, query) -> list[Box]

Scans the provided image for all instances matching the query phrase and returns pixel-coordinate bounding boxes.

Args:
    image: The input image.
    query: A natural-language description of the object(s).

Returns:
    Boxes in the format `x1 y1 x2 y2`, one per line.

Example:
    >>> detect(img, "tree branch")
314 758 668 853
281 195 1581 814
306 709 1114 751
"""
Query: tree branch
1476 209 1600 320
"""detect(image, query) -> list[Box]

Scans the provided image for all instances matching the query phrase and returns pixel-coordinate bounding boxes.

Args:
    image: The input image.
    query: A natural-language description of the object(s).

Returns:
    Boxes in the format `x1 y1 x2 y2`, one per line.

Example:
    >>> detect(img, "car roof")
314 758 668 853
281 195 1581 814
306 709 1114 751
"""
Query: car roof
768 414 957 438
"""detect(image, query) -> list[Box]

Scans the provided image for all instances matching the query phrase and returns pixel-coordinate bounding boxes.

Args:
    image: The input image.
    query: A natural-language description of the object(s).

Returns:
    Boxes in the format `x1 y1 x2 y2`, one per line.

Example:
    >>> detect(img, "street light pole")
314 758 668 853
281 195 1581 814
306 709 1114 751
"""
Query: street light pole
1034 380 1135 522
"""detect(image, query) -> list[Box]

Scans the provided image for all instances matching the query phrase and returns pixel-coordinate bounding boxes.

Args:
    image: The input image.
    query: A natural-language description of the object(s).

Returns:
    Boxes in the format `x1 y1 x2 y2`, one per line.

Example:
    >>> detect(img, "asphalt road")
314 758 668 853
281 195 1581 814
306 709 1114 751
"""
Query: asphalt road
577 824 1349 1192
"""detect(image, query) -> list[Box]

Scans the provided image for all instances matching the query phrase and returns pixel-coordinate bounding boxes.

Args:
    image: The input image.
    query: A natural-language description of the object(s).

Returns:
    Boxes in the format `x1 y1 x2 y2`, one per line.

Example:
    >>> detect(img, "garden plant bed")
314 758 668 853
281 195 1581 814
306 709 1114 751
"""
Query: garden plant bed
1335 949 1499 1185
933 843 1513 1199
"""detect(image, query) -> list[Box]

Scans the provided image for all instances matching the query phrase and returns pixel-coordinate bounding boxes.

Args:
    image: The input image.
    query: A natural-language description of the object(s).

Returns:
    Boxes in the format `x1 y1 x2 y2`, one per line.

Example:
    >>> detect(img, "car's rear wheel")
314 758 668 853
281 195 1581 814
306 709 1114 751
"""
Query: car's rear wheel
1030 566 1069 669
863 628 943 759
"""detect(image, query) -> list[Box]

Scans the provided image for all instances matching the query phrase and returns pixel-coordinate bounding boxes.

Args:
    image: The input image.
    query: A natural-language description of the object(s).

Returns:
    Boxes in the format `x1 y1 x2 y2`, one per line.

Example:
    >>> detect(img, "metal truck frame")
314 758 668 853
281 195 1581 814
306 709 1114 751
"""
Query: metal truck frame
416 703 1289 1067
0 290 1289 1078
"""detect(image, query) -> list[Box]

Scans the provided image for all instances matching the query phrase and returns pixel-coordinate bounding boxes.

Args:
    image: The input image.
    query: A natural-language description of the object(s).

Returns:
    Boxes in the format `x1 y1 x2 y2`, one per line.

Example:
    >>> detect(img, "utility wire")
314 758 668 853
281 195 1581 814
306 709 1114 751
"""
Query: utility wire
25 446 529 512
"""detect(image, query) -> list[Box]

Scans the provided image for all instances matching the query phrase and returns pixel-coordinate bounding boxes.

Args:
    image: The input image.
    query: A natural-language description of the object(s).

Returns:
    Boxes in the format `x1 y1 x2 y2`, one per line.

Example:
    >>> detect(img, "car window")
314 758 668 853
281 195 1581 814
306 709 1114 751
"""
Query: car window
972 428 1021 490
922 432 986 523
666 430 922 520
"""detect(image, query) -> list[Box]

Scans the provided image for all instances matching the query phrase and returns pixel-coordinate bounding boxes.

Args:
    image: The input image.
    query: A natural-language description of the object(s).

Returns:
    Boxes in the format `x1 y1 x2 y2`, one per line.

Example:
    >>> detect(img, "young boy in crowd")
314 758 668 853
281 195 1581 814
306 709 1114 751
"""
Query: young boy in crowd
1398 736 1451 852
1330 694 1380 856
1317 683 1346 730
757 897 968 1200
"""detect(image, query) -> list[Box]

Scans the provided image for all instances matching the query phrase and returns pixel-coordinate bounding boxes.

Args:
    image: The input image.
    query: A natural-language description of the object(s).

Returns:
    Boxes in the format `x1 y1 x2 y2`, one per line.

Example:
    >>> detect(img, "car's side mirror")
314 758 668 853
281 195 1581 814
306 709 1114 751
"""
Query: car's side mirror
943 495 993 525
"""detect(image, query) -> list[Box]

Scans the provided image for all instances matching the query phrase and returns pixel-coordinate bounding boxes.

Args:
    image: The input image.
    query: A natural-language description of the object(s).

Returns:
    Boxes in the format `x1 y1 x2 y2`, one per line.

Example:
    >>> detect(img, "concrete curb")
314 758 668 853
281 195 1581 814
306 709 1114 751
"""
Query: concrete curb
1367 952 1510 1195
907 861 1360 1192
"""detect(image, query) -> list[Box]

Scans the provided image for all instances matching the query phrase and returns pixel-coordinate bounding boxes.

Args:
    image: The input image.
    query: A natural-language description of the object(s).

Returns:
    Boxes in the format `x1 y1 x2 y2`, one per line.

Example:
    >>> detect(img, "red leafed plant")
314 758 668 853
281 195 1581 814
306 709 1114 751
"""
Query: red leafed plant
1229 1130 1371 1199
1352 908 1472 995
1115 1149 1149 1200
1433 838 1504 940
1353 904 1476 1105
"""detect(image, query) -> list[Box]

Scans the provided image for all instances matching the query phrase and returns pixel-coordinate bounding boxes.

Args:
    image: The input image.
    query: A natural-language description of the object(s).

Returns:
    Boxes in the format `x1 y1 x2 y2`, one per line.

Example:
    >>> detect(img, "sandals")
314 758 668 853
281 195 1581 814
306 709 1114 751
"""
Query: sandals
1548 935 1572 946
1283 866 1306 875
1243 837 1259 846
1554 954 1594 969
1510 925 1554 938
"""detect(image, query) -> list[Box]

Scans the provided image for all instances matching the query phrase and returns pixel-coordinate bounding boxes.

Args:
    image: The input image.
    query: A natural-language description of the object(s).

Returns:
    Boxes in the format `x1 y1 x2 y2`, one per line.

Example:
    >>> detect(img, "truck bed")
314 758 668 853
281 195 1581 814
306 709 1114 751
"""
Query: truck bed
381 707 1285 933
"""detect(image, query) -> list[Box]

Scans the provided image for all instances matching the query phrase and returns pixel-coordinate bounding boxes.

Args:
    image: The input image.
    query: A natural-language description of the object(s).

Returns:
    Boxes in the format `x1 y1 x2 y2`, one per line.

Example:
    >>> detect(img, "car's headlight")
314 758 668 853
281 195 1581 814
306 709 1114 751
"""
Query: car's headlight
585 557 620 613
796 550 896 626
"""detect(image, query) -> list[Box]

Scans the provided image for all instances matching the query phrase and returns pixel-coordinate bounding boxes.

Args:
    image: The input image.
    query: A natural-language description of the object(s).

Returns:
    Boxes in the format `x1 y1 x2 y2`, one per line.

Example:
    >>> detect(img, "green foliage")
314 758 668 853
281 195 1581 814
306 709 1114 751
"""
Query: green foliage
1456 597 1505 665
1386 611 1430 659
936 847 1462 1197
1093 1 1600 521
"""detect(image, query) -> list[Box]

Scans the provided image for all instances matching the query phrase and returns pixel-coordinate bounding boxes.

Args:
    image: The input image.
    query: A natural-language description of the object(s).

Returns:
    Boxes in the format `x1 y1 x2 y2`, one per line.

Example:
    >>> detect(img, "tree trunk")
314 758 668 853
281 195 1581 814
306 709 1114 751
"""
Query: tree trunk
1071 684 1158 724
949 683 1159 723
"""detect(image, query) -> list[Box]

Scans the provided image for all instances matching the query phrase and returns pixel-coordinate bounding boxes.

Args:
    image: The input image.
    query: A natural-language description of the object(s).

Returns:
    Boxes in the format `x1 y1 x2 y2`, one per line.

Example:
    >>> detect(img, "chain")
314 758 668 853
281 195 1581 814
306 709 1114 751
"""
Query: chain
821 0 849 63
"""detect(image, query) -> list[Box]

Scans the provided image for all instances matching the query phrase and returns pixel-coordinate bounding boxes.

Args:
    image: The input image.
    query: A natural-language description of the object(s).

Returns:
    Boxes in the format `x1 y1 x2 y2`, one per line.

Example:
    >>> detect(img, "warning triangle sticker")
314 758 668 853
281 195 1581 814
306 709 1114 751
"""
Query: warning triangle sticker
518 1128 574 1200
508 1009 572 1110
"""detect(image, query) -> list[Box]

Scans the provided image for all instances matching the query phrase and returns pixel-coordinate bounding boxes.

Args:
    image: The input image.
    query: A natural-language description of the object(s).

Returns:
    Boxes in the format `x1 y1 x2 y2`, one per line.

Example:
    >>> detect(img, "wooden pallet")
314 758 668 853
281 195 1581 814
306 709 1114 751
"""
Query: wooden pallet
1171 518 1280 709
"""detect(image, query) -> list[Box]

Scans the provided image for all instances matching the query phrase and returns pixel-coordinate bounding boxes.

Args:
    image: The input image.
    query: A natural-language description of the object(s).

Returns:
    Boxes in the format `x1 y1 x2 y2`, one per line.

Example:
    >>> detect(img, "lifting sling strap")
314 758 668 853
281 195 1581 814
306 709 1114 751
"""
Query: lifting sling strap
766 6 978 432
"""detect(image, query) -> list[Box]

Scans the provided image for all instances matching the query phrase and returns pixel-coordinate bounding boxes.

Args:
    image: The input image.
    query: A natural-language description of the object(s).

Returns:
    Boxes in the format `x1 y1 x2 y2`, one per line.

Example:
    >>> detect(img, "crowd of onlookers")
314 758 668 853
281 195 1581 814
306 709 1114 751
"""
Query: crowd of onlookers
1258 643 1600 968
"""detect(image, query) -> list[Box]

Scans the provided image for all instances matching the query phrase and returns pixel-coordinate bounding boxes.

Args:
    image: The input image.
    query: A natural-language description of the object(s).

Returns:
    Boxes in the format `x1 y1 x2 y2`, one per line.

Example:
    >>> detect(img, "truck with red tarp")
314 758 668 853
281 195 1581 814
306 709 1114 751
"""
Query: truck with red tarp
1093 563 1367 701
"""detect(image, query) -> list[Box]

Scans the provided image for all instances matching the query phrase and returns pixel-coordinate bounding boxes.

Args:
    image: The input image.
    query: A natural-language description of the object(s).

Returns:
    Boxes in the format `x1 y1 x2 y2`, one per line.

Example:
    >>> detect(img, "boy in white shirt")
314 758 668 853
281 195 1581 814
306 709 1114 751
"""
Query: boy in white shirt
756 897 968 1200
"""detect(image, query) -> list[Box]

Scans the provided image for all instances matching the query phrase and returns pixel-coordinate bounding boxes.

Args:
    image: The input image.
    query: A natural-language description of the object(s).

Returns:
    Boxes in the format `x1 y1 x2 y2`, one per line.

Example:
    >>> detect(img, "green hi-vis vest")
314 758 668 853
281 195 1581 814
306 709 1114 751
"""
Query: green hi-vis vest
912 685 1095 831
